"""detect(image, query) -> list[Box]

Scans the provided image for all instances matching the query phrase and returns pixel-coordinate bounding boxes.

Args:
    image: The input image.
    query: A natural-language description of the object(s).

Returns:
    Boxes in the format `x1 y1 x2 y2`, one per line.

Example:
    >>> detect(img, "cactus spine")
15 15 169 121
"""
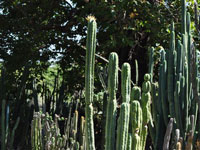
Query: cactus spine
105 52 118 150
85 16 96 150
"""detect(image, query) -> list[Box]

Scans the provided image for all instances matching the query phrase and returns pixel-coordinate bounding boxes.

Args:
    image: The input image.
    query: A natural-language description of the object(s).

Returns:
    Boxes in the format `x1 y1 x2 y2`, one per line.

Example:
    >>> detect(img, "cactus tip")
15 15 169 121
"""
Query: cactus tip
86 15 96 22
144 74 150 81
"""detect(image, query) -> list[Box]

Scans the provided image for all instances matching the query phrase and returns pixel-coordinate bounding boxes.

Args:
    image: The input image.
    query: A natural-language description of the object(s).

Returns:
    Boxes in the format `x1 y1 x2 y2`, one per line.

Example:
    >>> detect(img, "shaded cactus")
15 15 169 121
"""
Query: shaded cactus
148 0 200 148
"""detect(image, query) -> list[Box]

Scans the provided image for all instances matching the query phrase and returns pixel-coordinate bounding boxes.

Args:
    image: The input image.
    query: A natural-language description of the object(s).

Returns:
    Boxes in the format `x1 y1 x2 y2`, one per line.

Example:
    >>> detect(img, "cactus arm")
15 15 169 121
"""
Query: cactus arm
141 74 152 149
105 52 118 150
181 0 186 35
130 100 142 150
135 59 139 85
116 103 130 150
174 81 183 137
121 63 131 103
127 133 132 150
85 16 96 150
160 50 169 126
168 23 175 118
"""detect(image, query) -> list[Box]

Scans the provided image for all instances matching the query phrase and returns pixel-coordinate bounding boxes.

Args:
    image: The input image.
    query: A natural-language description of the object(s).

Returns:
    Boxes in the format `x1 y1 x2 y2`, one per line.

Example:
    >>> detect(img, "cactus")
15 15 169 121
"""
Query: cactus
121 63 131 103
130 100 142 150
167 21 175 119
85 16 96 150
160 50 169 126
116 62 131 150
127 133 132 150
80 116 86 150
135 59 139 85
141 74 152 150
105 52 118 150
116 102 130 150
148 0 200 148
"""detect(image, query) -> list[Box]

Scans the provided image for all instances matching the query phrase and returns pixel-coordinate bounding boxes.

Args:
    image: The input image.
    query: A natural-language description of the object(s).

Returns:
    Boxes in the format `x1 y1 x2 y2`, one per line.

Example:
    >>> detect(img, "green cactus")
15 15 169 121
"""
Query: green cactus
80 116 86 150
130 100 142 150
160 50 169 126
127 133 132 150
105 52 118 150
168 22 175 119
141 74 152 150
148 0 200 148
121 63 131 103
181 0 186 35
131 86 141 101
85 16 96 150
135 59 139 85
116 103 130 150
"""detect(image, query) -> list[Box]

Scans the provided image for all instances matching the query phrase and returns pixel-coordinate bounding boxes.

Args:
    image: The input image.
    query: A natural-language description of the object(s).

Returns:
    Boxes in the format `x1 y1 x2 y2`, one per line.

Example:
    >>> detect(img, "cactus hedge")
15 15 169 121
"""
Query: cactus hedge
148 0 200 149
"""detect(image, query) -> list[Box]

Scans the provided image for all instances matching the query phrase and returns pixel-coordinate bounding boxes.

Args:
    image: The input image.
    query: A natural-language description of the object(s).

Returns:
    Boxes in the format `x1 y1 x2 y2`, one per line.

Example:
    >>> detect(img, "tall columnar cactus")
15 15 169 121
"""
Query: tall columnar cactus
135 59 139 85
116 62 131 150
130 100 143 150
168 21 175 119
121 63 131 103
85 16 96 150
116 102 130 150
160 50 169 126
149 0 200 148
141 74 152 150
105 52 118 150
